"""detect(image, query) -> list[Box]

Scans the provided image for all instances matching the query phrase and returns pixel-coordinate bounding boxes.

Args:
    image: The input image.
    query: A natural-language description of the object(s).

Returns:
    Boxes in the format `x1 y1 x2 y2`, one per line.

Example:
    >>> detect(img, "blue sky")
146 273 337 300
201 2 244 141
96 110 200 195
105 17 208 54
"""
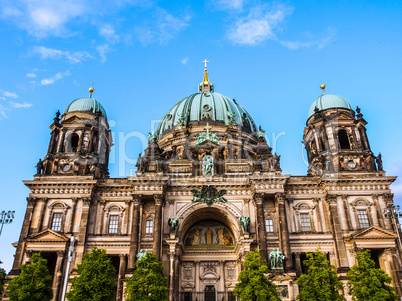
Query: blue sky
0 0 401 272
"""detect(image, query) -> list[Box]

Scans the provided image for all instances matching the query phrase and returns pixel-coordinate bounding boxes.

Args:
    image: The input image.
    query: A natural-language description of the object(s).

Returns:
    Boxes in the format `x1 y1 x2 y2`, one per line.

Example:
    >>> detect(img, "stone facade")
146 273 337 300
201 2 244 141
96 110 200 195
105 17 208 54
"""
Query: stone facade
3 71 402 301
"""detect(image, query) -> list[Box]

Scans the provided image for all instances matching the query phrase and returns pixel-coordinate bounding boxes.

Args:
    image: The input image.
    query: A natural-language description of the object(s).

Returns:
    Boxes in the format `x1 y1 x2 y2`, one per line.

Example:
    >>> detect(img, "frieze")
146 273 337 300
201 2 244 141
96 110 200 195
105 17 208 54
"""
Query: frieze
31 188 93 194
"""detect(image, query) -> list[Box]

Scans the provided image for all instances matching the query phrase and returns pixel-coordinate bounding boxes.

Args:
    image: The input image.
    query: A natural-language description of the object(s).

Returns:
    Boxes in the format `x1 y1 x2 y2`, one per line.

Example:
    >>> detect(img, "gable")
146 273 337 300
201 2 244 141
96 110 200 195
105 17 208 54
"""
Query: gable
346 226 397 241
27 229 69 243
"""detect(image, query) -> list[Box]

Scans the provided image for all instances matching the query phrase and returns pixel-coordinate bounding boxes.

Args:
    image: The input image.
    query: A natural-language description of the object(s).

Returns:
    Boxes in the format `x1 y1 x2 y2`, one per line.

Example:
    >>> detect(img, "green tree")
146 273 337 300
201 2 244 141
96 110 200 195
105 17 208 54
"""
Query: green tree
347 249 398 301
125 252 168 301
0 266 6 297
296 248 344 301
233 250 281 301
7 253 53 301
66 247 117 301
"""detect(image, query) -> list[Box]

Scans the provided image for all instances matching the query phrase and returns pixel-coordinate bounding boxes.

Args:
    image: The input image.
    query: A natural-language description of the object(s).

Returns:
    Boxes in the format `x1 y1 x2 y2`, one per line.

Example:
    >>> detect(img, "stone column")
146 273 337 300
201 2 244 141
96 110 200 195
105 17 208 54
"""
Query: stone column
371 194 384 228
174 254 180 301
53 250 65 301
313 198 322 233
73 198 91 267
326 195 349 270
275 193 293 269
169 254 175 301
122 200 130 235
77 130 84 153
341 195 352 230
69 198 78 234
220 260 225 292
127 195 143 271
10 197 36 274
153 194 164 260
254 193 267 261
34 197 48 234
195 260 200 292
337 195 347 231
294 252 302 275
56 129 66 153
116 254 127 301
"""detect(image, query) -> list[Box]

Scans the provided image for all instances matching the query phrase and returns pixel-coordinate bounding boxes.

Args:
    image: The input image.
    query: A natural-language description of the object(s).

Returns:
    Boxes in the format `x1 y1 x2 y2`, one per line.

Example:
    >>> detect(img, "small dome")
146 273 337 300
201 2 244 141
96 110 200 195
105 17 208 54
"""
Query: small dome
156 92 257 138
65 97 107 118
308 94 352 118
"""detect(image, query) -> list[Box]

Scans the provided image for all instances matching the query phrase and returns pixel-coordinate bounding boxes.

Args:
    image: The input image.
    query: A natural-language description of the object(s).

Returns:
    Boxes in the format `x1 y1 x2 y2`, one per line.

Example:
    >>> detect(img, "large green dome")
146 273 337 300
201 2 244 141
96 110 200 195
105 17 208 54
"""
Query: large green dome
308 94 352 118
156 92 257 138
65 97 107 118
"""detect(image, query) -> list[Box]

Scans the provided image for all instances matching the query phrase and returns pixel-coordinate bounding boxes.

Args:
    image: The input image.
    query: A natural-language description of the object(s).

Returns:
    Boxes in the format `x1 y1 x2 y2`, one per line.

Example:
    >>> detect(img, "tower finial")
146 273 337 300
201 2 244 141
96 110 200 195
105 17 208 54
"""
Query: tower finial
199 59 213 93
320 82 326 95
89 84 94 98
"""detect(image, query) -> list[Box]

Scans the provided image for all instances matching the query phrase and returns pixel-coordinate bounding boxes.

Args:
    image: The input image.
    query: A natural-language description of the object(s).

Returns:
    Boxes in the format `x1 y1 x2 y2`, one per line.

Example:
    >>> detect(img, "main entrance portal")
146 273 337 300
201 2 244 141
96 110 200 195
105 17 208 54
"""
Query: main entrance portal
204 286 215 301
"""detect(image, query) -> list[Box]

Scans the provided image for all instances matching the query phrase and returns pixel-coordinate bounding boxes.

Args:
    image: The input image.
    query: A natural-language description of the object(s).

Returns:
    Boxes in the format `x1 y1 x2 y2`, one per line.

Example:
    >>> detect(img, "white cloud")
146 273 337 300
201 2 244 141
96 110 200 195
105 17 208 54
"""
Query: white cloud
1 0 86 38
0 104 8 119
181 57 189 65
136 8 190 45
99 24 119 42
9 101 33 108
96 44 112 63
27 73 37 78
213 0 243 10
227 4 293 45
3 91 18 98
31 46 92 63
40 70 71 86
0 96 6 100
280 28 336 50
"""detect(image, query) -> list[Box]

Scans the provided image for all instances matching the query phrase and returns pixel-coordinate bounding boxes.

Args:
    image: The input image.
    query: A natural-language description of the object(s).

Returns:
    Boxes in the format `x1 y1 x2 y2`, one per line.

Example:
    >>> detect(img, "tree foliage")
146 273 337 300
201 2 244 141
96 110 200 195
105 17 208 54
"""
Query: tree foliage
296 248 344 301
0 266 6 297
347 249 398 301
125 252 168 301
66 247 117 301
233 250 281 301
7 253 53 301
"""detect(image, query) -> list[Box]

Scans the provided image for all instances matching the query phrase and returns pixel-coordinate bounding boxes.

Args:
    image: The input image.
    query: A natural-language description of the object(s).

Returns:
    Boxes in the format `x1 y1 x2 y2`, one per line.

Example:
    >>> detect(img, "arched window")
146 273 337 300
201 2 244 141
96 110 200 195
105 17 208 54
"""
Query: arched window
338 130 351 149
71 133 79 152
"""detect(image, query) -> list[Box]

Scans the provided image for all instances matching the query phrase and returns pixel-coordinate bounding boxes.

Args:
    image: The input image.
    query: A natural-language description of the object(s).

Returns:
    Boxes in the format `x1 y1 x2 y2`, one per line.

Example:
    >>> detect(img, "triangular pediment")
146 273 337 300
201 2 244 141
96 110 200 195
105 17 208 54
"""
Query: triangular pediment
347 226 397 241
27 229 69 243
63 115 87 124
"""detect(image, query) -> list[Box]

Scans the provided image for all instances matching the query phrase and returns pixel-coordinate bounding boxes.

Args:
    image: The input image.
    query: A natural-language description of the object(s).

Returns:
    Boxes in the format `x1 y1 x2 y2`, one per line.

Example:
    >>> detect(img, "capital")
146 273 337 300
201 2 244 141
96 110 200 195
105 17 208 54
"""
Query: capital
274 193 286 203
132 194 143 205
154 194 165 205
254 193 265 204
325 194 338 204
27 197 37 206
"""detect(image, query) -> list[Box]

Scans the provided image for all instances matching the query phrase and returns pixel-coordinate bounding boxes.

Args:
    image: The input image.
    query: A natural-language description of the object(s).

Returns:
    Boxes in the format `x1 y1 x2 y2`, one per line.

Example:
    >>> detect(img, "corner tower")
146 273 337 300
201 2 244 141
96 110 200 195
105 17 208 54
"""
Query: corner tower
303 84 380 175
41 87 112 178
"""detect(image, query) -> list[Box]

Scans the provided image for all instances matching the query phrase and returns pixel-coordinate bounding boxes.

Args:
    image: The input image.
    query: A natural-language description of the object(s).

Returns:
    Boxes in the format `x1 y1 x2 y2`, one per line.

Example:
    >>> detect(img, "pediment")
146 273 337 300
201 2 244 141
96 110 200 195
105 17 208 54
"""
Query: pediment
27 229 69 243
63 115 84 123
328 112 354 121
346 226 397 241
200 270 220 281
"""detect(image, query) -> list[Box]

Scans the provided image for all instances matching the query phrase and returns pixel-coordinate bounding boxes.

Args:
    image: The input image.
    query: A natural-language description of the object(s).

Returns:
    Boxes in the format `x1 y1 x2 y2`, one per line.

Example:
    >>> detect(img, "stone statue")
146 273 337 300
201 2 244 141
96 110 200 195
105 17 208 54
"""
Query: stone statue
168 217 179 234
36 159 44 175
136 249 148 261
239 216 250 233
148 132 157 143
202 155 213 176
209 133 220 145
195 133 207 145
136 153 142 171
258 125 266 140
272 153 281 170
269 248 285 269
177 112 187 126
227 111 236 125
376 153 383 171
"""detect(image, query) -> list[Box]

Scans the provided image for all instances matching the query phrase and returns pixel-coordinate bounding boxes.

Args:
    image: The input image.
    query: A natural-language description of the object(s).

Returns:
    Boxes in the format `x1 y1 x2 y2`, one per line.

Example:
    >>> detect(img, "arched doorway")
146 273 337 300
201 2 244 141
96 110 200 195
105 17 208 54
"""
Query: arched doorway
176 204 243 299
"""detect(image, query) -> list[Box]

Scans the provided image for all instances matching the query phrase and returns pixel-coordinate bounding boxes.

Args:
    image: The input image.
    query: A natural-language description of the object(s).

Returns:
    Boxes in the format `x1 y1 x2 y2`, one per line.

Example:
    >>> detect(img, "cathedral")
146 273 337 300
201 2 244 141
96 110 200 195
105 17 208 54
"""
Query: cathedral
4 63 402 301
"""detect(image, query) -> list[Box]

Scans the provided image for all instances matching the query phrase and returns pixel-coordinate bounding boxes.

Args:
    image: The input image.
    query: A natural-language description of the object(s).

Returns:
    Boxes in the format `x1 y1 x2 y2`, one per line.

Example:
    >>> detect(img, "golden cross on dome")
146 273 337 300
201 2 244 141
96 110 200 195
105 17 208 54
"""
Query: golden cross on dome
203 59 209 69
204 123 212 136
